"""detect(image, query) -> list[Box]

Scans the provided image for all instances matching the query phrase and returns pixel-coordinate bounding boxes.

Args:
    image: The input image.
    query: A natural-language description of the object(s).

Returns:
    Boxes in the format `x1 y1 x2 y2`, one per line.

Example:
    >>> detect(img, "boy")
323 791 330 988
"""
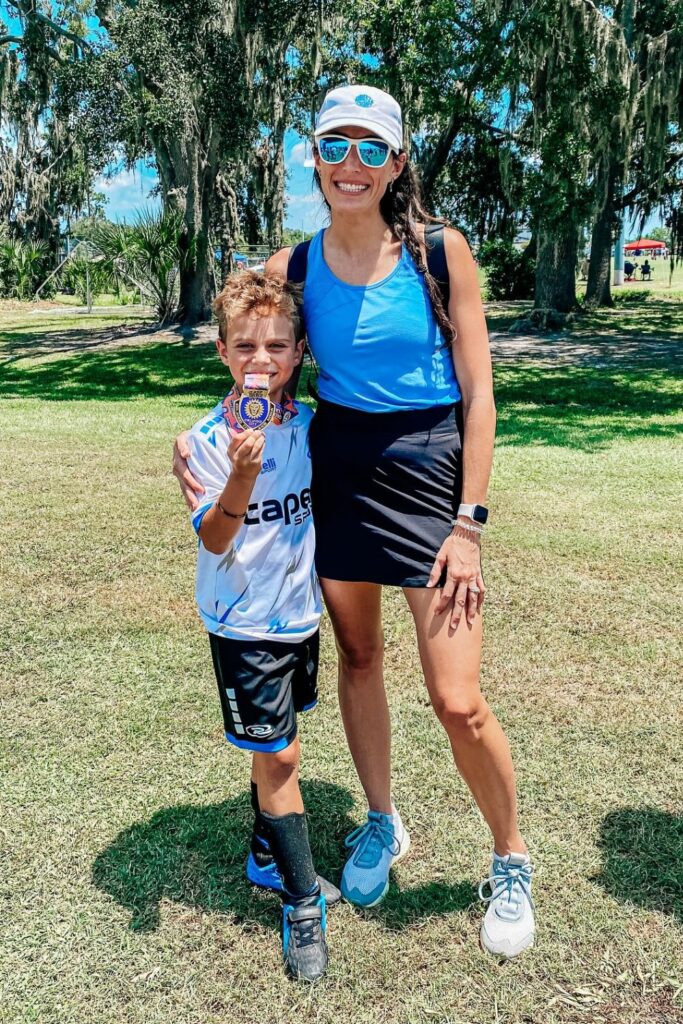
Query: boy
186 269 338 983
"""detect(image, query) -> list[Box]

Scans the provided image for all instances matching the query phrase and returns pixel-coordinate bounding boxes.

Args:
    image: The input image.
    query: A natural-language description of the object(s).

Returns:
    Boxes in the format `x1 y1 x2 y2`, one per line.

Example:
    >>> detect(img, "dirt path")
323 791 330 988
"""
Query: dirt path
487 329 680 367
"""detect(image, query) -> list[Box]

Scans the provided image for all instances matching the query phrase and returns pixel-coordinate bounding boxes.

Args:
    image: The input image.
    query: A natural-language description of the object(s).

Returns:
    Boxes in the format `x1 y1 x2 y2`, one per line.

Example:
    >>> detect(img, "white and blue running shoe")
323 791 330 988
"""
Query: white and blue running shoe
341 807 410 908
479 851 535 958
245 848 341 906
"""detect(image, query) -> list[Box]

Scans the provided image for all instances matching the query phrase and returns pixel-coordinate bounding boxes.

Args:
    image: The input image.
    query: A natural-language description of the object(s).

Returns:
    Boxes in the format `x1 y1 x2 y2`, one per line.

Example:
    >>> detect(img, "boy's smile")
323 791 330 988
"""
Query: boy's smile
216 310 303 405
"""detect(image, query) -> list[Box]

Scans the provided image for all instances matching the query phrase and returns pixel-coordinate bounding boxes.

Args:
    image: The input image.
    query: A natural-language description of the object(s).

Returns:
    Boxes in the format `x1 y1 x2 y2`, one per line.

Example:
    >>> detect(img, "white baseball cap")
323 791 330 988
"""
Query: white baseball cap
314 85 403 153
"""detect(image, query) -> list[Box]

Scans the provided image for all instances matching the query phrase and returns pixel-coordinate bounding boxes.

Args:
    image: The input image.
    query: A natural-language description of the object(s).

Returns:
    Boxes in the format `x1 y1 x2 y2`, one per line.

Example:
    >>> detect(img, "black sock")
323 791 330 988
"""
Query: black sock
260 810 318 900
249 782 273 867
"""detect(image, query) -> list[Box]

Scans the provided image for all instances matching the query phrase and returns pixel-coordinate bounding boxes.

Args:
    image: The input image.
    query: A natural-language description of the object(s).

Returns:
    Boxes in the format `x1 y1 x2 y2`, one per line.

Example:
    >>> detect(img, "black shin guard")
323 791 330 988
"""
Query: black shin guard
249 782 273 867
260 810 318 900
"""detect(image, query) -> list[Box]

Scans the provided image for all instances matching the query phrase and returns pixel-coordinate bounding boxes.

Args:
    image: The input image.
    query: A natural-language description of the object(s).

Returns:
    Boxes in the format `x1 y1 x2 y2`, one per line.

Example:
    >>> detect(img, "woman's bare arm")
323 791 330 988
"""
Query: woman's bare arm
445 227 496 507
427 227 494 626
265 247 292 277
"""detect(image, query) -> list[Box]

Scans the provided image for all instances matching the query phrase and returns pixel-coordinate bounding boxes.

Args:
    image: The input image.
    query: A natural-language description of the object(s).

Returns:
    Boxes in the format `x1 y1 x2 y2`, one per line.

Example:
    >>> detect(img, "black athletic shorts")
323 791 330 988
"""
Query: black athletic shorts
208 631 319 753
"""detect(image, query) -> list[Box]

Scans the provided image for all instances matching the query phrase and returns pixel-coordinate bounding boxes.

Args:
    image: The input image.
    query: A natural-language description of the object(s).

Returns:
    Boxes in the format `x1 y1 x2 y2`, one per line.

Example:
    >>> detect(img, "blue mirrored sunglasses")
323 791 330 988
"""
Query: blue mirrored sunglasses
317 135 392 168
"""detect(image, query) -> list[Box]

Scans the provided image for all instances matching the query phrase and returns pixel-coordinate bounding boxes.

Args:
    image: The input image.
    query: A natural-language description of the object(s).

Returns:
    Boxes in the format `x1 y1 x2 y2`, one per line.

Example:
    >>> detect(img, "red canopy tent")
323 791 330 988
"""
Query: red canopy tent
624 239 666 251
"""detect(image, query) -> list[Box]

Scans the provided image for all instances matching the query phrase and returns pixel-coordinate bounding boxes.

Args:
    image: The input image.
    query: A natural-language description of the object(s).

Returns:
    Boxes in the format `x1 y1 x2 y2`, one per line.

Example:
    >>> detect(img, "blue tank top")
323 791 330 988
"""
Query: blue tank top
303 230 461 413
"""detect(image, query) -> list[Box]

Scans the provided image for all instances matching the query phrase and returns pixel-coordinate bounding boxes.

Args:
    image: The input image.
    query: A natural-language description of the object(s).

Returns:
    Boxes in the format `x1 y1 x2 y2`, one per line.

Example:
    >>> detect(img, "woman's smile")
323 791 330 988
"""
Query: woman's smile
334 181 370 193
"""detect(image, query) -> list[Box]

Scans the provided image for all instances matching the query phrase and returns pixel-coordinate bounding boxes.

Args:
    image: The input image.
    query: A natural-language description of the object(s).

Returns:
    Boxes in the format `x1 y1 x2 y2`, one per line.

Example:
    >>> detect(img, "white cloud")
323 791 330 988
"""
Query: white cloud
284 191 319 205
285 193 327 233
289 141 307 166
94 163 160 221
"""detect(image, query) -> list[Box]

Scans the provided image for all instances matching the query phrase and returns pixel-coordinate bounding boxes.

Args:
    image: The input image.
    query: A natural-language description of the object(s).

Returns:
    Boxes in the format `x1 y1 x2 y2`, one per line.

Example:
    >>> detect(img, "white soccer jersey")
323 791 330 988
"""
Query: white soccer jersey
187 400 321 642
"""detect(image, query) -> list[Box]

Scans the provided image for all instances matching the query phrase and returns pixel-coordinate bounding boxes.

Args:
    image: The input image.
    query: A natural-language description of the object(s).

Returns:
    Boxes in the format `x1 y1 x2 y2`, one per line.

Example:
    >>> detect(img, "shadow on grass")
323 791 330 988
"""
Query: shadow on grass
3 334 679 450
494 363 682 449
593 808 682 923
0 340 222 403
0 340 321 411
0 317 156 356
92 780 478 933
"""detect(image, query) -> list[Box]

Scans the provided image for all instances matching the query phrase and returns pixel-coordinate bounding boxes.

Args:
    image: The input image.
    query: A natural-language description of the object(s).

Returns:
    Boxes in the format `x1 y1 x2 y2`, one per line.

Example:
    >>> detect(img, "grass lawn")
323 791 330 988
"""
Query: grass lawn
1 300 682 1024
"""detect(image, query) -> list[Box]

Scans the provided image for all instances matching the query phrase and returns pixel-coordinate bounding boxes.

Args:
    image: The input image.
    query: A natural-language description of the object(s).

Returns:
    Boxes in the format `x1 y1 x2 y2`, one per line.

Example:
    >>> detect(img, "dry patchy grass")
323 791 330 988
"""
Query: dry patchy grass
1 308 682 1024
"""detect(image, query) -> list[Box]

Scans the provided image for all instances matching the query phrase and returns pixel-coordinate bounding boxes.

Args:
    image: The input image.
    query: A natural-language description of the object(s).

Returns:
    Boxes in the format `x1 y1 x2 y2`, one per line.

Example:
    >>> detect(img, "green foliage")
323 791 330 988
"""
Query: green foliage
478 239 535 301
281 228 315 247
59 257 113 306
0 237 50 299
92 209 185 323
613 290 652 306
648 227 672 246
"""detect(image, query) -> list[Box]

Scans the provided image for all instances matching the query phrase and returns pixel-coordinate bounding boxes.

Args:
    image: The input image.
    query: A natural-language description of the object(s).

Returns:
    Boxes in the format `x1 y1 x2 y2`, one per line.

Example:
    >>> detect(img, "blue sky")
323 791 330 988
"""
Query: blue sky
97 130 327 234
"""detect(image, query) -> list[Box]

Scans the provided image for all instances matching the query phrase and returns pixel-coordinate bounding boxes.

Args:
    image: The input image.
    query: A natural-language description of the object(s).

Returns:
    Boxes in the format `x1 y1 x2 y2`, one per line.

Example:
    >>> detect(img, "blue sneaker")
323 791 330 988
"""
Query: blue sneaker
246 849 284 891
245 849 342 906
341 808 409 907
282 891 328 983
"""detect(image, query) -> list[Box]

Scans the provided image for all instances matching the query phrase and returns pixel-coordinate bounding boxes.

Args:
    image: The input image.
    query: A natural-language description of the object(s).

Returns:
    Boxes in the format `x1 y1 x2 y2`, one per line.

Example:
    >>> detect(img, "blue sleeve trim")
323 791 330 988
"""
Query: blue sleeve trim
300 700 318 713
192 503 214 535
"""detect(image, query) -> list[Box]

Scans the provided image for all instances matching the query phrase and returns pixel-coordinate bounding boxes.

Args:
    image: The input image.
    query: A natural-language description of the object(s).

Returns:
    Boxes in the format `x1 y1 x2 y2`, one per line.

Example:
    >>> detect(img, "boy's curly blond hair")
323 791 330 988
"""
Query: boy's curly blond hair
213 269 303 343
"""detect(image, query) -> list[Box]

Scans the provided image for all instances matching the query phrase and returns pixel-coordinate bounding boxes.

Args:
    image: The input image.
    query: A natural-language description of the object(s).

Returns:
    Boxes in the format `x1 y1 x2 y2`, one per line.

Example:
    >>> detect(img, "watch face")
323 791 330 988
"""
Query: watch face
473 505 488 524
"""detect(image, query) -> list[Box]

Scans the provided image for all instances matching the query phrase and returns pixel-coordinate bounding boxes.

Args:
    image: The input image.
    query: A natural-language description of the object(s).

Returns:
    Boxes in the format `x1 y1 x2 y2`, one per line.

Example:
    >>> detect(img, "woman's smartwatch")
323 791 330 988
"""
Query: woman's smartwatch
457 503 489 525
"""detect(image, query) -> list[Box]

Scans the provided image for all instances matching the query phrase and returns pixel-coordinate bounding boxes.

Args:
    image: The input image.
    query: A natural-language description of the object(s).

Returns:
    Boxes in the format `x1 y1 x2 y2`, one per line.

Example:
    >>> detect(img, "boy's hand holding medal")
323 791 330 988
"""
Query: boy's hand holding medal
227 428 265 480
227 374 273 479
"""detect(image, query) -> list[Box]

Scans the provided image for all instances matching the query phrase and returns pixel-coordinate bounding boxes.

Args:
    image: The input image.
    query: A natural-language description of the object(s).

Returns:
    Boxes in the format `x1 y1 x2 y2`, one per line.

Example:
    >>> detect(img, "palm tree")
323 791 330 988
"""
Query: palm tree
93 209 186 324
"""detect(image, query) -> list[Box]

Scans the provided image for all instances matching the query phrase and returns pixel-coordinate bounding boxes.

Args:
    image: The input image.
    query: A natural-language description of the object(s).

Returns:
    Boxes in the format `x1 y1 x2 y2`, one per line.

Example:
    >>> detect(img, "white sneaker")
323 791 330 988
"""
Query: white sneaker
479 851 535 958
390 804 411 863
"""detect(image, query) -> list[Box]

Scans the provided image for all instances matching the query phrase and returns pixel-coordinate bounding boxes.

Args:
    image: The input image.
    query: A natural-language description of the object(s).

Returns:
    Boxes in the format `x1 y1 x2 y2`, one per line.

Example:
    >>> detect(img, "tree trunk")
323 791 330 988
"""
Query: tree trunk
179 219 211 324
534 221 579 312
157 134 214 325
585 164 619 308
215 170 240 286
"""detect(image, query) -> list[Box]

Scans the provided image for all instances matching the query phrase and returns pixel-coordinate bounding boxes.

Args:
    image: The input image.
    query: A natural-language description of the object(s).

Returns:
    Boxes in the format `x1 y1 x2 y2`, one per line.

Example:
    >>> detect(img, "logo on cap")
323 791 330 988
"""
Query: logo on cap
354 94 374 108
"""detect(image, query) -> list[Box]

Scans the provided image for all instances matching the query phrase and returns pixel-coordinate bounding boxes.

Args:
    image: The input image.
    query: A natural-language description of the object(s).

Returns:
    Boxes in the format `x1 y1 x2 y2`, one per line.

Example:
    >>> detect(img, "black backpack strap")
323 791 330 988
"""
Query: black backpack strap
286 239 312 284
285 240 318 401
424 223 450 311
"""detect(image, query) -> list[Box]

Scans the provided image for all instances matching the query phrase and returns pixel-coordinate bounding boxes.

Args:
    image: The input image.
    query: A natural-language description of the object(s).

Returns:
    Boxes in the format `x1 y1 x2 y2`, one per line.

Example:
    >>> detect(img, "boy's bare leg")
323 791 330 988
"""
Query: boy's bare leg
253 742 328 981
252 739 303 815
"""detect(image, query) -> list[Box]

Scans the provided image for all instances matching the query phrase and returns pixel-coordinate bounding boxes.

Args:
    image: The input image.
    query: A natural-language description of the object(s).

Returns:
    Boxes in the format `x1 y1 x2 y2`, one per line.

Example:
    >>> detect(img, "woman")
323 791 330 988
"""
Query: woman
174 84 535 958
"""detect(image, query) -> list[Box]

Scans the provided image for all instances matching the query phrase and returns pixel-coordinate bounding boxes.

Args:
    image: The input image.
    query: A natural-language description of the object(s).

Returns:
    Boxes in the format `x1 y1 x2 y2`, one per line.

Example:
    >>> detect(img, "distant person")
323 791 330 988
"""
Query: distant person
184 269 340 983
641 259 652 281
624 260 636 280
579 257 589 280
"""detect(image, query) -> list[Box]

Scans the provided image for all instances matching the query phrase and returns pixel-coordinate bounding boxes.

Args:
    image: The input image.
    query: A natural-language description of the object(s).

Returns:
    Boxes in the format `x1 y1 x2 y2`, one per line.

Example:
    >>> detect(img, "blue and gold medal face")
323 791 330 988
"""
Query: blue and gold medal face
234 373 274 431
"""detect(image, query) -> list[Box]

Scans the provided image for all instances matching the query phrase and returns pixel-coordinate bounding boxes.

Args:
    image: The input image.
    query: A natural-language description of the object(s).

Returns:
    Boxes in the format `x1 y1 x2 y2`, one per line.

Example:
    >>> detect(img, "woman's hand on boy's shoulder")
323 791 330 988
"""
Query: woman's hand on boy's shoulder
228 429 265 480
264 247 292 279
173 430 204 511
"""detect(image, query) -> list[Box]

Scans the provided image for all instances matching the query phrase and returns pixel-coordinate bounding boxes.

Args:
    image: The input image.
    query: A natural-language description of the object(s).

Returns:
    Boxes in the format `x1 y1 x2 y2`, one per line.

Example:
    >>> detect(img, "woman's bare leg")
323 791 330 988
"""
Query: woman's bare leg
403 587 525 855
320 579 392 814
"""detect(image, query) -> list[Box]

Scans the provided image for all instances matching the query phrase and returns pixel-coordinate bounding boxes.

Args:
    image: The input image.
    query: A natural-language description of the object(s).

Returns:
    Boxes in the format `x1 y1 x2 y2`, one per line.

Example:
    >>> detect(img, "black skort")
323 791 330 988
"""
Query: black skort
309 400 463 587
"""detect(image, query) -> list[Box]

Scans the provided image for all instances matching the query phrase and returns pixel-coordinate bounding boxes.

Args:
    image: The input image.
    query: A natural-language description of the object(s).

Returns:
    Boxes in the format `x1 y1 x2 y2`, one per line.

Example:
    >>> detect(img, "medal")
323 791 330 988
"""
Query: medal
234 373 274 431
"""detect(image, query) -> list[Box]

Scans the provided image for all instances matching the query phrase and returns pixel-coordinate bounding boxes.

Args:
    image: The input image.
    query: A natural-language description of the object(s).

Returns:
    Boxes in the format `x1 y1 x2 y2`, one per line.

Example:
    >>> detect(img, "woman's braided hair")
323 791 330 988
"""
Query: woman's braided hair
313 157 455 344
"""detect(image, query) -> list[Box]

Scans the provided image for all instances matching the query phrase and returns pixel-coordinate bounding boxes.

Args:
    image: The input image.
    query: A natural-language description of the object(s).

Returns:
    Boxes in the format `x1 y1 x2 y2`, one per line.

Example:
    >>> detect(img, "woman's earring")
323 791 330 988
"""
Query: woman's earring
389 179 395 194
